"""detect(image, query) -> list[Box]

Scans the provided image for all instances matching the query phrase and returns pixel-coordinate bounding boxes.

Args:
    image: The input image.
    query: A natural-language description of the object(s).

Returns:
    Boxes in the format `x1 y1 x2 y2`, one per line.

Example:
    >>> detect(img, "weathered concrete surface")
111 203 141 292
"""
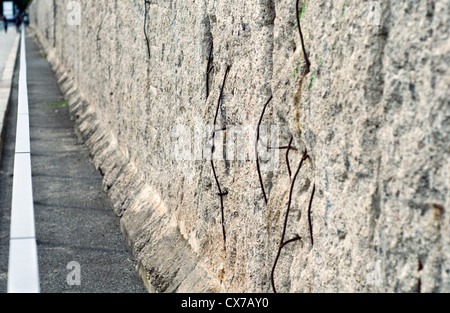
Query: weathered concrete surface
0 33 147 294
28 0 449 293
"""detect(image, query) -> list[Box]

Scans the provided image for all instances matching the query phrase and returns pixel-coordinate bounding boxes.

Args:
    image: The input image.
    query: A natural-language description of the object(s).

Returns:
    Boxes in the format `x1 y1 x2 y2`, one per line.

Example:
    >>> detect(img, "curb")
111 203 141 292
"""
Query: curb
7 27 40 294
0 33 20 164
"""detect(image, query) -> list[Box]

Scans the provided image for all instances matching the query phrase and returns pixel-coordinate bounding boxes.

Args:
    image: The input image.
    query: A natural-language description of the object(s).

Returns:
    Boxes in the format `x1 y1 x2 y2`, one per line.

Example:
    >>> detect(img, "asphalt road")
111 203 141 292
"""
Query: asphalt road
0 32 147 293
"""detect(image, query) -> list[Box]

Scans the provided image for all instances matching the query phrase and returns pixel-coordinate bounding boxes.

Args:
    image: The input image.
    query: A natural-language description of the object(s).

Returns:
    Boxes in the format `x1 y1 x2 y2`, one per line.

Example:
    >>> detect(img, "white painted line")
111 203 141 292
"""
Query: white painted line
8 27 40 294
10 153 36 239
7 239 40 294
0 33 20 149
17 29 28 115
14 113 30 153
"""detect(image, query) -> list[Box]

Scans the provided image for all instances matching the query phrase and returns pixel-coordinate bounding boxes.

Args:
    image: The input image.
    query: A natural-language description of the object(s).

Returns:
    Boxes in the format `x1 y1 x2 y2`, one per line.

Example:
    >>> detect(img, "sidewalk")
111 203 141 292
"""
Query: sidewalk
0 30 20 164
0 32 146 293
0 29 19 76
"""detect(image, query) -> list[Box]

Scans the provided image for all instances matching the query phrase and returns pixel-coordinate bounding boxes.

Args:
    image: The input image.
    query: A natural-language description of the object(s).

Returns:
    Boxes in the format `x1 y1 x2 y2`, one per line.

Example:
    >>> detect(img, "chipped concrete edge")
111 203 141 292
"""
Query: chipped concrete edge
0 33 21 165
28 27 219 294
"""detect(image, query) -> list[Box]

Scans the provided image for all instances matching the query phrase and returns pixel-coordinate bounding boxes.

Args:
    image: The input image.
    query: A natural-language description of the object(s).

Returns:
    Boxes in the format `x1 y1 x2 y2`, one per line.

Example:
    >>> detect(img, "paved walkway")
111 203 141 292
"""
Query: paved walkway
0 27 19 78
0 32 146 293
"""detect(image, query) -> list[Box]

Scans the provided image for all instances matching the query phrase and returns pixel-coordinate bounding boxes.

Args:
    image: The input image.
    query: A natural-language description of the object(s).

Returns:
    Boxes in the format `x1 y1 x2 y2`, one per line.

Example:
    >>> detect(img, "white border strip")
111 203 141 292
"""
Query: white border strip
7 27 40 294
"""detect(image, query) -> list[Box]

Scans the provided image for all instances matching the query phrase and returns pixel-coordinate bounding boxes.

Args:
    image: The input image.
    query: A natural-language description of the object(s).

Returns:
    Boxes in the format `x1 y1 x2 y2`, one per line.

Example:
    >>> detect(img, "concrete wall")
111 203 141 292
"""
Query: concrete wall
28 0 449 293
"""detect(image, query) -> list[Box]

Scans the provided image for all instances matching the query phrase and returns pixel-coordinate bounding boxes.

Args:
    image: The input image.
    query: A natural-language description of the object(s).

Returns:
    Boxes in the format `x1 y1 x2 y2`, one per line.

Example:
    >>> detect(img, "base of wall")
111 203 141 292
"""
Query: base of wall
28 26 218 293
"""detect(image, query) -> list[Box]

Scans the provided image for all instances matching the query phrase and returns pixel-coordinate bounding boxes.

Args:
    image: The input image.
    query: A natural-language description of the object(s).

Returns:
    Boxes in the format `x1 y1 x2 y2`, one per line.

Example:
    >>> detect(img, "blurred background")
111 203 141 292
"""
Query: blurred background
1 0 31 20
